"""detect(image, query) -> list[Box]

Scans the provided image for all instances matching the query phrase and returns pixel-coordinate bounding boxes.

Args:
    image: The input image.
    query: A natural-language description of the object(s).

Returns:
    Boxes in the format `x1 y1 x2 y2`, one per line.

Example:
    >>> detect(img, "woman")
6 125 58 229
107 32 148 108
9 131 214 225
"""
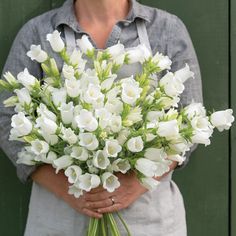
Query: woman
0 0 203 235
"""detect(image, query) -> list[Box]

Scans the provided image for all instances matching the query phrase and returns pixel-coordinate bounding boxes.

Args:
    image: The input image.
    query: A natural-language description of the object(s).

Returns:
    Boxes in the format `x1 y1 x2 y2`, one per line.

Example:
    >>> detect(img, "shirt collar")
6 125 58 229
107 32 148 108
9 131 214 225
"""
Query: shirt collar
52 0 150 31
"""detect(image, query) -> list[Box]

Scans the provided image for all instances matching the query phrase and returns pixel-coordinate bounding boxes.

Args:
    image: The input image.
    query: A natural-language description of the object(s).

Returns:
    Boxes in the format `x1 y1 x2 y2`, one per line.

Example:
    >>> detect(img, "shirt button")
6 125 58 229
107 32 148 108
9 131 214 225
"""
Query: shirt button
123 22 130 27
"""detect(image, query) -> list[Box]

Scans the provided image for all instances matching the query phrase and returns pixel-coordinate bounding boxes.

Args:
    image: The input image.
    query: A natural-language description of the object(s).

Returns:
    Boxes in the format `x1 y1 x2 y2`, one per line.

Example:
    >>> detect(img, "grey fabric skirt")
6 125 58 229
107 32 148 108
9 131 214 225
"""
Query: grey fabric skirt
24 172 187 236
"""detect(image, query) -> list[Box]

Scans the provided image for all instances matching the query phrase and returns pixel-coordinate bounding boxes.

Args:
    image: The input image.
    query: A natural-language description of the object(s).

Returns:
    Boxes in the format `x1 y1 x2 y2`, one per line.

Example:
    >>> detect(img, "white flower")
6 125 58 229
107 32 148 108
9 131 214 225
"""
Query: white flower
113 54 125 66
93 150 110 169
36 116 58 135
210 109 235 132
160 72 184 97
46 30 65 52
155 160 171 177
167 154 186 165
106 87 120 100
169 138 190 154
106 42 125 59
78 173 100 192
11 112 32 136
109 115 122 133
53 155 73 173
111 159 131 174
62 64 75 80
79 133 99 151
15 88 31 105
157 120 180 140
51 88 67 107
83 84 103 104
102 172 120 192
75 109 98 132
142 149 171 177
69 49 83 65
65 165 82 184
124 107 142 126
144 148 167 162
101 75 117 91
191 116 213 132
105 98 123 114
80 70 100 90
157 96 180 109
65 77 81 98
191 130 212 146
86 159 99 174
3 72 18 86
184 103 206 119
135 158 157 177
146 133 157 142
104 139 122 157
37 103 57 122
152 52 172 70
59 102 74 124
95 108 112 129
141 177 160 191
71 146 89 161
37 151 57 164
127 136 144 152
76 35 94 54
126 44 150 64
147 111 164 122
17 68 39 90
68 185 83 198
30 139 49 155
27 45 48 63
40 131 59 145
17 148 35 165
117 129 130 145
174 64 194 83
60 127 78 145
3 96 18 107
121 81 142 105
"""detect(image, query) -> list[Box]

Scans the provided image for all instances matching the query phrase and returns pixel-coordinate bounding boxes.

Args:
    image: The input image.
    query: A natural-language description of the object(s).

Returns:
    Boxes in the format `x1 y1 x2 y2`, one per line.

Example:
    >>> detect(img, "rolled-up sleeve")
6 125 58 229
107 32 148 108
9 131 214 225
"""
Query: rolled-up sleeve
0 20 42 183
167 16 203 169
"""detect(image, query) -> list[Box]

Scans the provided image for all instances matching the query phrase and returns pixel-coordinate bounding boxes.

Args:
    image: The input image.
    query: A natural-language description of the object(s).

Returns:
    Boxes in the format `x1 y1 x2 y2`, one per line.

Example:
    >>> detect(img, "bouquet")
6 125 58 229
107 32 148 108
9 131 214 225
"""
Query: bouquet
0 30 234 236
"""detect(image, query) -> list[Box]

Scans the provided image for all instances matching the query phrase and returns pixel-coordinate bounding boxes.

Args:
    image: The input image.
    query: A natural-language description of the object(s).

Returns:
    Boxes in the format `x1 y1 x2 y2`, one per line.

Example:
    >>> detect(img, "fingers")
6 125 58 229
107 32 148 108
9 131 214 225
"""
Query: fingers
81 208 103 218
89 186 105 194
97 203 124 214
84 191 113 202
86 198 113 209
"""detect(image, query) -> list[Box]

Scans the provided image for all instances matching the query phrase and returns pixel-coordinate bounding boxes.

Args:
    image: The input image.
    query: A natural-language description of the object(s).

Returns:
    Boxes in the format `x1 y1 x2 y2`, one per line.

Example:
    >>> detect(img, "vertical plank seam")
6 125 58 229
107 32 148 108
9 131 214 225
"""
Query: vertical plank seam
229 0 232 235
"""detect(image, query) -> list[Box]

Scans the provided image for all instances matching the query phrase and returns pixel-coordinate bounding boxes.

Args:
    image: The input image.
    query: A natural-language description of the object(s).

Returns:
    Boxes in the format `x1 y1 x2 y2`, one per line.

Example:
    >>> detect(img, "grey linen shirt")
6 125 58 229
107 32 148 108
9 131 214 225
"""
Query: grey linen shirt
0 0 203 183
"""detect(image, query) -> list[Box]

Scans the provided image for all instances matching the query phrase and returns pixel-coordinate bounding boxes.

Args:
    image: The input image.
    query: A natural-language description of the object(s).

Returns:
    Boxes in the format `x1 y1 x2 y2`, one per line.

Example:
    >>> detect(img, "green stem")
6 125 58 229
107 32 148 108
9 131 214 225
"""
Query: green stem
101 216 108 236
107 213 121 236
116 212 132 236
87 218 99 236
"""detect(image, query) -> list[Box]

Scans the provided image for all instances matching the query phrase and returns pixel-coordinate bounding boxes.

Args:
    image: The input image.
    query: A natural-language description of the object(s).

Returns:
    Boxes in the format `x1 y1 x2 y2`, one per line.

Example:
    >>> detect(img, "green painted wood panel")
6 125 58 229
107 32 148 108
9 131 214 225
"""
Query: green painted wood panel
140 0 230 235
0 1 63 235
230 0 236 235
0 0 231 235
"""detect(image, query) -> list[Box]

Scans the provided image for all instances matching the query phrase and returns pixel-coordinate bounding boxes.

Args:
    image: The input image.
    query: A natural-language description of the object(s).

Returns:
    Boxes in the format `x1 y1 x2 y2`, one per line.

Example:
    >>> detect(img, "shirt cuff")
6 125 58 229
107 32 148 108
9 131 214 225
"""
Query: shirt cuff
16 164 37 184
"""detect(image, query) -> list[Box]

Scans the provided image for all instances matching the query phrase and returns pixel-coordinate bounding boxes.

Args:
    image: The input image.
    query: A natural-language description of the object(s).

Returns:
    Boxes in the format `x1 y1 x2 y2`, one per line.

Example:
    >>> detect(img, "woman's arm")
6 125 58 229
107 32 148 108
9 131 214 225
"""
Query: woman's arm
31 165 103 218
0 20 41 183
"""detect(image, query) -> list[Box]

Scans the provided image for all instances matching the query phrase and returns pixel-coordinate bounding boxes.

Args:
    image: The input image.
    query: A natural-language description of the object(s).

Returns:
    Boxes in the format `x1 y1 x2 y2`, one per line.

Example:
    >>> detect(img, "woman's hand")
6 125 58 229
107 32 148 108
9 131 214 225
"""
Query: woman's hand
31 165 103 219
83 171 148 214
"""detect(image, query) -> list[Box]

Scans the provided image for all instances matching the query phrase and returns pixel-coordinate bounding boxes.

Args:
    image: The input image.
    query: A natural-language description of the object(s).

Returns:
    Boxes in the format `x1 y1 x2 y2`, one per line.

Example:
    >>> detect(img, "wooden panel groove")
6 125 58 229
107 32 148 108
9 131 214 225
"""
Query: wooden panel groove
140 1 229 235
230 0 236 234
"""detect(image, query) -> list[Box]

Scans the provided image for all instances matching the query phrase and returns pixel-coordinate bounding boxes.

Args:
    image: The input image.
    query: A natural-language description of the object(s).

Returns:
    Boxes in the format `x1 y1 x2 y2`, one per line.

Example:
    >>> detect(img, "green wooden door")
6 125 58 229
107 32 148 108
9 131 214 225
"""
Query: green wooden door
141 1 230 236
0 0 233 235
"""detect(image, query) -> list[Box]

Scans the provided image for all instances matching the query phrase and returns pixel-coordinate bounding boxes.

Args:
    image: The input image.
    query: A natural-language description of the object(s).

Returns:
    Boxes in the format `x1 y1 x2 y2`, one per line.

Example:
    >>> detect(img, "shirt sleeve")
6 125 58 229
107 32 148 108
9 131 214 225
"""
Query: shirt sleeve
0 20 42 183
167 15 203 169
